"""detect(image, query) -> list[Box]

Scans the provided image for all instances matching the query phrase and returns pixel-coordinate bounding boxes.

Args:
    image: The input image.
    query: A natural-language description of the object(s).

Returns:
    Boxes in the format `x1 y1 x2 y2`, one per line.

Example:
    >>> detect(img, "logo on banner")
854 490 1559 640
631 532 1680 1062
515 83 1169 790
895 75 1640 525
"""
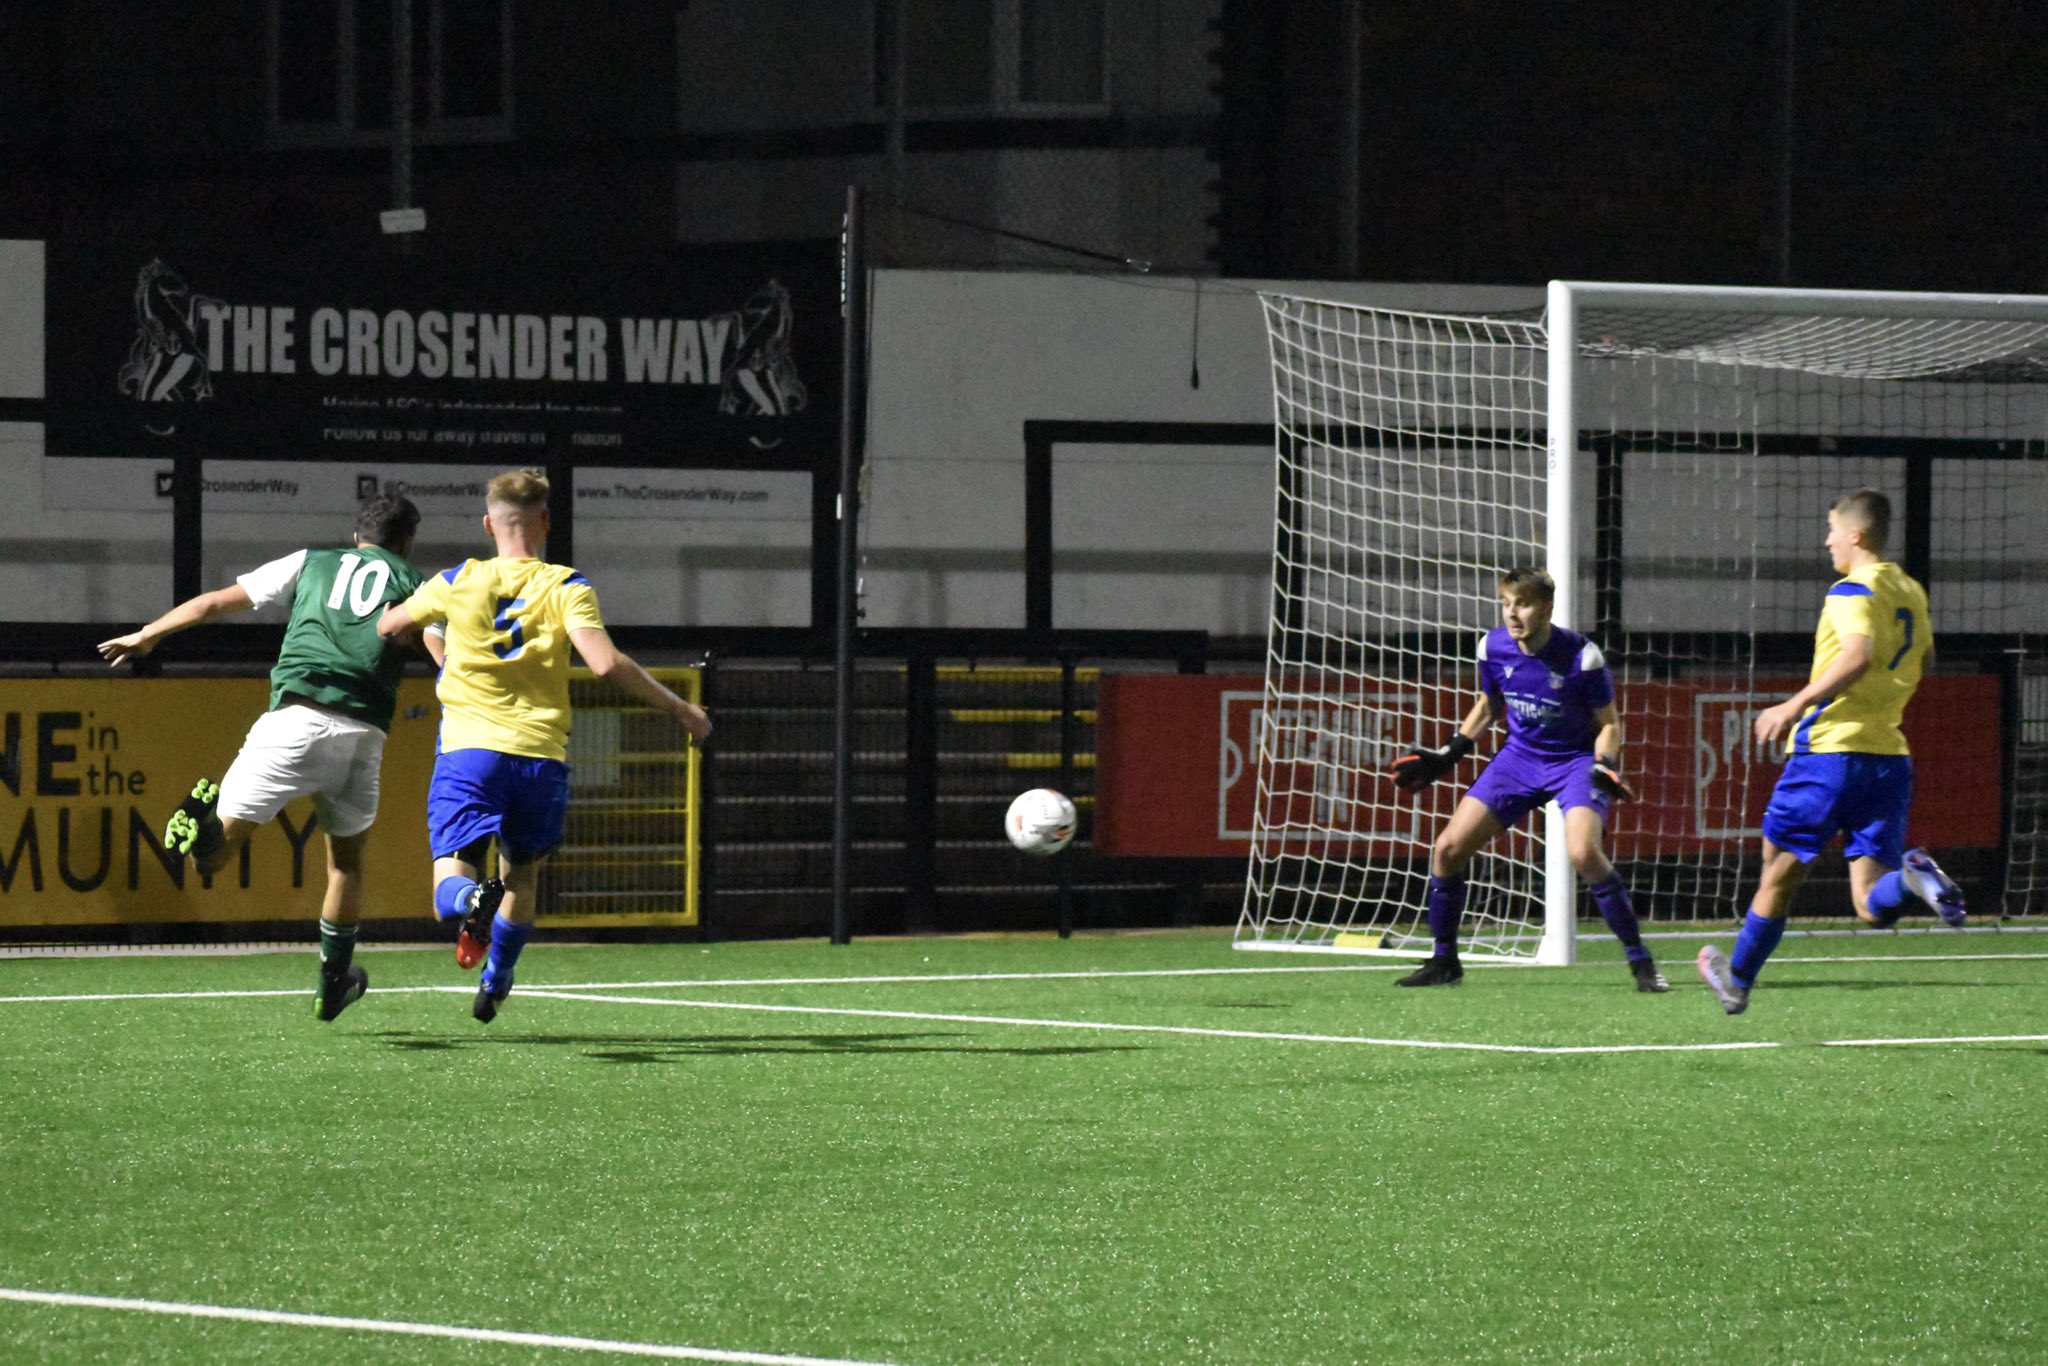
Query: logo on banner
719 281 809 448
1692 692 1785 839
1218 688 1421 844
117 259 226 433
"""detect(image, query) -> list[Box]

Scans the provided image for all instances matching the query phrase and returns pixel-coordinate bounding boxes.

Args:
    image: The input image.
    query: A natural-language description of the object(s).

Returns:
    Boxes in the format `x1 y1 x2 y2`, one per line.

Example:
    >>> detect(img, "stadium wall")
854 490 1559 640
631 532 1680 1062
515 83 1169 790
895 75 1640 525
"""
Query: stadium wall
0 239 1537 638
8 247 2042 641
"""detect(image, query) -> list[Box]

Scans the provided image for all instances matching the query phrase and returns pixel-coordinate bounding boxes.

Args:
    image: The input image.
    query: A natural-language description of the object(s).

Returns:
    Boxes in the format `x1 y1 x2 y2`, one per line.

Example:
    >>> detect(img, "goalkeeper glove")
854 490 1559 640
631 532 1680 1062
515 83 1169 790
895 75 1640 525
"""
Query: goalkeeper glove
1389 733 1474 791
1591 754 1636 802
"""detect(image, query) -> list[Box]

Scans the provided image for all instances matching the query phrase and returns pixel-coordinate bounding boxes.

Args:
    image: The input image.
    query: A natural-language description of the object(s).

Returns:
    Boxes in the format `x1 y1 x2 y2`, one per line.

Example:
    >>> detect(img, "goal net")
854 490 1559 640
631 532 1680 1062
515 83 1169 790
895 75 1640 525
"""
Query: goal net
1238 282 2048 963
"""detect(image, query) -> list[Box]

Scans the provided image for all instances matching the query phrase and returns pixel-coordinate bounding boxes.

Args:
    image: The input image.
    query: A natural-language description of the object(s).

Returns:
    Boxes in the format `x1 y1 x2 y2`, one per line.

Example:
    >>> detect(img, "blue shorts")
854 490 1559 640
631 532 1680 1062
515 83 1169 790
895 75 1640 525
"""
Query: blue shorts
1466 747 1611 830
1761 752 1913 867
428 748 571 864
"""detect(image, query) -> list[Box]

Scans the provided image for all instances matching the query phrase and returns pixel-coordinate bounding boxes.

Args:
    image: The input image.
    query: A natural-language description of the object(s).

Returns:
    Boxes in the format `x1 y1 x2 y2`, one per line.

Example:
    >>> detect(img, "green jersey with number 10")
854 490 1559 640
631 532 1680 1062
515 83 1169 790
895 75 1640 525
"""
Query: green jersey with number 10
239 545 426 732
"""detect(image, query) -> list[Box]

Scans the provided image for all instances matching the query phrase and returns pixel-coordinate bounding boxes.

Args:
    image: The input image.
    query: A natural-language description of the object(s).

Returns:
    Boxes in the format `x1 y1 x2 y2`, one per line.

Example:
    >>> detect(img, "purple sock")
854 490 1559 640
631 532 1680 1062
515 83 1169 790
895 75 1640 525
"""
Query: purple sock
1865 870 1908 927
1590 875 1650 965
1425 875 1467 958
1729 910 1787 989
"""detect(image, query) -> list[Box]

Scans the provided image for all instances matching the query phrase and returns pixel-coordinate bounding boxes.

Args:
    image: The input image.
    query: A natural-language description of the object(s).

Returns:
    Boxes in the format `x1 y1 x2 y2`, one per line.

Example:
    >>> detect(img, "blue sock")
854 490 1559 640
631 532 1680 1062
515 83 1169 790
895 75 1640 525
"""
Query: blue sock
434 874 479 922
1590 875 1650 965
1865 870 1908 927
481 914 531 997
1425 875 1467 958
1729 910 1787 989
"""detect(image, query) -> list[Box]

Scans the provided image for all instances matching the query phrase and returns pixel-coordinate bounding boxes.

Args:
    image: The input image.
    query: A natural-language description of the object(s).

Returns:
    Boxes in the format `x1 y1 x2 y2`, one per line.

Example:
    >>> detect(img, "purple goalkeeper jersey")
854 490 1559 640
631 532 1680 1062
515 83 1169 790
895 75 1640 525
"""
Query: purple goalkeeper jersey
1477 624 1615 759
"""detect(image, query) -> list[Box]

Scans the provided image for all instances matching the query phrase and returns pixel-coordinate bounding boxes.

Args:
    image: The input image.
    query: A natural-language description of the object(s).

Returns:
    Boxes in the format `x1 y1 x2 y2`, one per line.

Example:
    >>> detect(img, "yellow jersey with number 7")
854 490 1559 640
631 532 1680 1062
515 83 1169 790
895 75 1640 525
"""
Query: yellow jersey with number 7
397 556 606 762
1791 560 1931 757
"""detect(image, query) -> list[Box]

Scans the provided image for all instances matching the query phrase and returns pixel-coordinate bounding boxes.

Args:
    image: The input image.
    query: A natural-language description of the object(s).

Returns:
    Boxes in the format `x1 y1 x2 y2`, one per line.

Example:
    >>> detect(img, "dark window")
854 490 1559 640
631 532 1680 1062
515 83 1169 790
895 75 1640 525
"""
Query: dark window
1019 0 1104 104
275 0 343 125
271 0 507 140
352 0 431 132
440 0 507 120
876 0 1103 113
903 0 993 108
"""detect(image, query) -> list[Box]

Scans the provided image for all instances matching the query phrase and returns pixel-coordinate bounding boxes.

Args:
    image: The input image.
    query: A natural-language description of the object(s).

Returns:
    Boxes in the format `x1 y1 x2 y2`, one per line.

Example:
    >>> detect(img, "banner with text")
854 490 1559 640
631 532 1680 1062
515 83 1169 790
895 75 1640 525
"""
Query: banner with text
41 458 813 523
0 677 440 926
46 227 837 472
1096 673 2003 859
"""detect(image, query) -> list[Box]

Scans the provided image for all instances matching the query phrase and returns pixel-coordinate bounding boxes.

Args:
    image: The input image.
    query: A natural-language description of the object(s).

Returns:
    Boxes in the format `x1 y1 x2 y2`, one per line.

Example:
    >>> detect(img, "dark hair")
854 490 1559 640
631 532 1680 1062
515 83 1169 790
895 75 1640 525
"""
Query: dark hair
355 492 420 550
1832 487 1891 554
1497 566 1556 601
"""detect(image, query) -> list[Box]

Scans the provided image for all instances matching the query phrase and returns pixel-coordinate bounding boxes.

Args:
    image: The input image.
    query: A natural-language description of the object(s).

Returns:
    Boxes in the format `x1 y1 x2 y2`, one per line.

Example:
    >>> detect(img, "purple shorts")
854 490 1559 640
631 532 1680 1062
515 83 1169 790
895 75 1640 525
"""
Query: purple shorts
1466 746 1610 830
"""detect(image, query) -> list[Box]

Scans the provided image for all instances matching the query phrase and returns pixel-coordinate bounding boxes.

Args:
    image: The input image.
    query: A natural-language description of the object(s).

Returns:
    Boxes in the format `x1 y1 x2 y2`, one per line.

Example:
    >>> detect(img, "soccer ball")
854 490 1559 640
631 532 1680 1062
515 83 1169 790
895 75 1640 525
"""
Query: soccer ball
1005 787 1077 856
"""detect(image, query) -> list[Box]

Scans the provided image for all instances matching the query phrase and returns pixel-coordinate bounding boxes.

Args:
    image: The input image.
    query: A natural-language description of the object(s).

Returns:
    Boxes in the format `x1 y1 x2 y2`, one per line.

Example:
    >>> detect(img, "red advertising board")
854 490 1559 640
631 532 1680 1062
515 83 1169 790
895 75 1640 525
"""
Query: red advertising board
1096 672 2002 859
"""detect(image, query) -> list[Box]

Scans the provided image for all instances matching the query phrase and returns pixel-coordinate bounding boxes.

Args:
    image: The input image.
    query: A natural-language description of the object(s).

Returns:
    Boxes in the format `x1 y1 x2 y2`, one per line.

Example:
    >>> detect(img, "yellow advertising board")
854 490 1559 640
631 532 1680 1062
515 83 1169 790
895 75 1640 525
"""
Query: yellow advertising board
0 676 441 927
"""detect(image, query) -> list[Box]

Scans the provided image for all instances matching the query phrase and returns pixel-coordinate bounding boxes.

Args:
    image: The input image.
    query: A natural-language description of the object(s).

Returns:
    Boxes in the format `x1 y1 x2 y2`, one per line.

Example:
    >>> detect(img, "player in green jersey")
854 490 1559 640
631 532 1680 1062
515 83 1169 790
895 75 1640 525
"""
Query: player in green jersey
97 493 431 1022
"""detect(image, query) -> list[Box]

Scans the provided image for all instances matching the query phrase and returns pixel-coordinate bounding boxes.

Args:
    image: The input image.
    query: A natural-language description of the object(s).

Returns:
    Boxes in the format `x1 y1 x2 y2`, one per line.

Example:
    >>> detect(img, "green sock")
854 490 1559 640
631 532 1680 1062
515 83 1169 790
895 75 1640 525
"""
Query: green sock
318 918 358 978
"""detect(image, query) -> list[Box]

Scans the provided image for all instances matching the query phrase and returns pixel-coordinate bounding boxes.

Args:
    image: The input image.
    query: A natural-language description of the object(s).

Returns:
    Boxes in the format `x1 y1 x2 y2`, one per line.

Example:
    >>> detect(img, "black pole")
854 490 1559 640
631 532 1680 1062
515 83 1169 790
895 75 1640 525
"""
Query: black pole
903 652 936 932
1057 654 1076 938
832 185 868 946
548 456 574 569
171 449 203 605
1592 437 1624 643
695 657 719 938
1024 421 1053 630
1997 647 2024 920
1902 451 1933 591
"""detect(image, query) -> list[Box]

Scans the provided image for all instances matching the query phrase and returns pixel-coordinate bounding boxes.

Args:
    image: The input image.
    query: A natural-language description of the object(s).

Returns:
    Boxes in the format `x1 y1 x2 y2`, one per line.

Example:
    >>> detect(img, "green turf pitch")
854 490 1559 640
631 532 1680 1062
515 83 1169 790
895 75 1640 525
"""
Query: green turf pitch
2 927 2043 1363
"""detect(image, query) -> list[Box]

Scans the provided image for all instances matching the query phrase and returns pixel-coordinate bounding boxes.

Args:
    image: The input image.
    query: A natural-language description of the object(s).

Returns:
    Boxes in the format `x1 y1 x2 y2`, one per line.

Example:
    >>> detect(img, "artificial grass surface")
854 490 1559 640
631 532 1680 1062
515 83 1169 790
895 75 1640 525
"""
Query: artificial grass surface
2 926 2043 1363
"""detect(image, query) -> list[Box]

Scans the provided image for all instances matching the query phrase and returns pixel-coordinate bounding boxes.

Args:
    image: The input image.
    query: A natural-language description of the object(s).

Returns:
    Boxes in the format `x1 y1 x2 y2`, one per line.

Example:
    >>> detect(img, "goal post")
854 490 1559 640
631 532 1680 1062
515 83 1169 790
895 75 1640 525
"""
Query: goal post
1239 280 2048 962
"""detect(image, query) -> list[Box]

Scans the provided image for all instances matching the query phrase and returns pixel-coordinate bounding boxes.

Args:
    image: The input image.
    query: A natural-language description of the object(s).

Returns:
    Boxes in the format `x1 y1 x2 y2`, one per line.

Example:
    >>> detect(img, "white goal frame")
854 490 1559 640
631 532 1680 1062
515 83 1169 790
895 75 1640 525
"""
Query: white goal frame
1537 281 2048 964
1238 278 2048 965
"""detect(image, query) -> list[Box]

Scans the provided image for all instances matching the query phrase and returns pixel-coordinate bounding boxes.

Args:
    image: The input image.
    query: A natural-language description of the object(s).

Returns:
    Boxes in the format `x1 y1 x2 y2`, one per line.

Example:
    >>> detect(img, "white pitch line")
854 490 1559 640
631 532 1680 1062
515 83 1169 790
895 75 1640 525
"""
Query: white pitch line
0 1286 907 1366
516 990 1779 1055
315 950 2048 994
1821 1033 2048 1048
1763 952 2048 965
494 963 1411 990
0 987 471 1005
0 964 1398 1006
1 949 2044 1007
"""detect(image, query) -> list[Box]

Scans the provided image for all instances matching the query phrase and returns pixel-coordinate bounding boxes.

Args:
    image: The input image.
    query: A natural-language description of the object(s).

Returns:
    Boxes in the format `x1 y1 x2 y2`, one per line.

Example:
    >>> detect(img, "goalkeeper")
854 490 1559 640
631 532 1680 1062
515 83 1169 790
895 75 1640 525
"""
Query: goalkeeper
1386 567 1667 991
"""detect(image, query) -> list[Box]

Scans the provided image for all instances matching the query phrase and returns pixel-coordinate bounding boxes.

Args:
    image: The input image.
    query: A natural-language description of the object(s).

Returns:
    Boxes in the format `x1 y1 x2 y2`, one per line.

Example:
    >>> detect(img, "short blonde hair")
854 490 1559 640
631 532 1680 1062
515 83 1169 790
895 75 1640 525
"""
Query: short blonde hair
486 468 549 511
1832 487 1890 554
1497 566 1555 602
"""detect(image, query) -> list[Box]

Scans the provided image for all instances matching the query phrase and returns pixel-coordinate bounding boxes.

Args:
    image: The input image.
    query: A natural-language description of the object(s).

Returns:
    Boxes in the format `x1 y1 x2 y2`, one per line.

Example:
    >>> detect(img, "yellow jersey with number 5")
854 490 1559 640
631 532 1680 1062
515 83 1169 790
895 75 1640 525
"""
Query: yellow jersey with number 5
398 556 605 761
1792 560 1931 757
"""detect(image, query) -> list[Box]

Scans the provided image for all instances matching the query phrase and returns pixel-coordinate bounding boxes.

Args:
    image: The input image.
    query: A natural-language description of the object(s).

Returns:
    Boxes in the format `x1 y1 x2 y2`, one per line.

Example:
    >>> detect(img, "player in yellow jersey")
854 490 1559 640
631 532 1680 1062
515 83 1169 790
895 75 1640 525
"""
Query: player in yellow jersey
378 469 711 1022
1697 489 1965 1015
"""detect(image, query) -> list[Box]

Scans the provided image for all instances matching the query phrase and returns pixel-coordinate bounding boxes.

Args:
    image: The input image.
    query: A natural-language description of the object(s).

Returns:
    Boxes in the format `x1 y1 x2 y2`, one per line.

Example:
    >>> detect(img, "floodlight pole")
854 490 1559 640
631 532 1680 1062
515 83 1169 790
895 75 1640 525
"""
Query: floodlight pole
831 185 869 946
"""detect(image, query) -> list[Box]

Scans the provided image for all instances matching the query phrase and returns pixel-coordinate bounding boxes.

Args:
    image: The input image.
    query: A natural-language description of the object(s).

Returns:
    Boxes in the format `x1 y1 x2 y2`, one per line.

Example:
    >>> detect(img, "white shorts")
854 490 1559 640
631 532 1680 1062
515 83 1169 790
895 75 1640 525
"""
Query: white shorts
216 704 388 838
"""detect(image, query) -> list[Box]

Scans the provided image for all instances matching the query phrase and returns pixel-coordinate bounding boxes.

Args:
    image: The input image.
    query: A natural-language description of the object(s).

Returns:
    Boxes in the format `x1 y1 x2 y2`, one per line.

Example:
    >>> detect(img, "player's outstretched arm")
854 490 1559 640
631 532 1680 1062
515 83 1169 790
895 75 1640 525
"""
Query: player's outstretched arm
569 626 712 745
97 584 254 665
1388 694 1492 792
